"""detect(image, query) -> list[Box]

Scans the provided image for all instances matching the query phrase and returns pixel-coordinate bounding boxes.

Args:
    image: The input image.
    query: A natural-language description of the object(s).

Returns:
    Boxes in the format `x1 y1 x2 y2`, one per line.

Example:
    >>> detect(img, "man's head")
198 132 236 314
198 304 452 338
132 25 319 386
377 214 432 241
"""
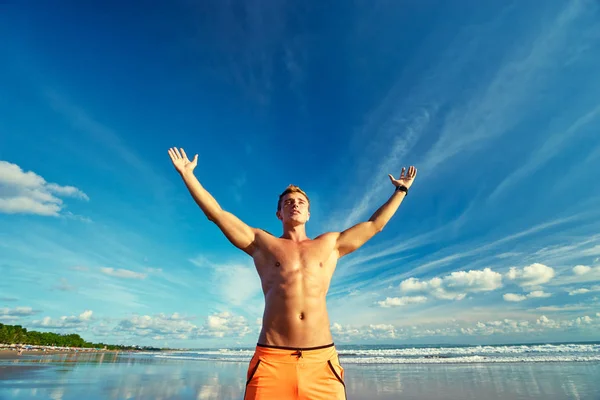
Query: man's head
276 184 310 226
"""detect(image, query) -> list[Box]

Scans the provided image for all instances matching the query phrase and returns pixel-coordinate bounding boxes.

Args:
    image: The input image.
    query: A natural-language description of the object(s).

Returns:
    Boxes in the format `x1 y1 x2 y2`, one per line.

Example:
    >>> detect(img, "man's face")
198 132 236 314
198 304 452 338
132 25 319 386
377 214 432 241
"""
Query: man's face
277 193 310 225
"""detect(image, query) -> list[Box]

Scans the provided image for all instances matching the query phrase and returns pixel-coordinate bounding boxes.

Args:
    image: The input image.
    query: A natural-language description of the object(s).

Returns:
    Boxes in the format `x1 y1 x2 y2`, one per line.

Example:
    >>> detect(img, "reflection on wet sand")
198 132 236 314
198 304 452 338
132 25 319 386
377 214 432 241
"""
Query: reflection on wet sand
1 353 599 400
345 363 600 400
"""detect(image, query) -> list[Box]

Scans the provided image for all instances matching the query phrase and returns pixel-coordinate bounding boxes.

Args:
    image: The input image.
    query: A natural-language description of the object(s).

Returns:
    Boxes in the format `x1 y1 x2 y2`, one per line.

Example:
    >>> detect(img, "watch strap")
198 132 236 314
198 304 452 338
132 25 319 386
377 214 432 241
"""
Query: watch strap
395 185 408 195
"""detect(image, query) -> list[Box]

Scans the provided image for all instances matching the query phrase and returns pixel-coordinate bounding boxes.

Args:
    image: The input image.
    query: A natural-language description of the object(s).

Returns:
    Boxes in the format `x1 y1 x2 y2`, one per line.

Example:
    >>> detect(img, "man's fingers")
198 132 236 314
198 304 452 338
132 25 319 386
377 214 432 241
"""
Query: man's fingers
174 147 183 159
168 148 178 161
180 148 188 160
401 167 406 178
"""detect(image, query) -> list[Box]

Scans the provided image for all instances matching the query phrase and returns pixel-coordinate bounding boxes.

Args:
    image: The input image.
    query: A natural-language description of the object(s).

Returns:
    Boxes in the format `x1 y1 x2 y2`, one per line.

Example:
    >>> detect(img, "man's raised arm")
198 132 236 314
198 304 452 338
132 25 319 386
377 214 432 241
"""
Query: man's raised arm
335 166 417 258
168 147 257 256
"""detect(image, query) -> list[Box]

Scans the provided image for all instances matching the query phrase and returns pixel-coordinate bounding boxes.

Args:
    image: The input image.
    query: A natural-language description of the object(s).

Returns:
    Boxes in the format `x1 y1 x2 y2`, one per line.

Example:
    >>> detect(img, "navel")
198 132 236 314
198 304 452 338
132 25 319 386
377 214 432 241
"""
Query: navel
319 262 323 268
299 312 305 320
275 261 281 268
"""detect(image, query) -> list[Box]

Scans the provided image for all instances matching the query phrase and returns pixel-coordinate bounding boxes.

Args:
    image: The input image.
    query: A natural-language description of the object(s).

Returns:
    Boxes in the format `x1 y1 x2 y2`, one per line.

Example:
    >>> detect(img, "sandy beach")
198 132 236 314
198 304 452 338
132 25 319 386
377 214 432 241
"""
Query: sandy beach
0 348 122 361
0 349 77 360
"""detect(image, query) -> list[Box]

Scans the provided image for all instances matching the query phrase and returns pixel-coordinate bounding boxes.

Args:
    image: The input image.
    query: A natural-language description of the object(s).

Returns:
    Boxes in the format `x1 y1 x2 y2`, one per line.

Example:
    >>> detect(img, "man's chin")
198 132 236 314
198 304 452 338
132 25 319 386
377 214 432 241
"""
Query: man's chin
285 218 306 226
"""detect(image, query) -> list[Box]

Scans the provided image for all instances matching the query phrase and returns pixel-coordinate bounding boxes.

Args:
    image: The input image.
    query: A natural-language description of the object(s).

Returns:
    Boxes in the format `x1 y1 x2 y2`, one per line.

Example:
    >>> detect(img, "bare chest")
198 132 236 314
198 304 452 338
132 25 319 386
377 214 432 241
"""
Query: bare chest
253 237 338 286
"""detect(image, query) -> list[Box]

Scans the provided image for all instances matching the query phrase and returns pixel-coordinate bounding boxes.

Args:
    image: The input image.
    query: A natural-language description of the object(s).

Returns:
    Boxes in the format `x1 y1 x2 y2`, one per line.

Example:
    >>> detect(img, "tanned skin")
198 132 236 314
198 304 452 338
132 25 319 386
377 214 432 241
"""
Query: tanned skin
168 147 417 347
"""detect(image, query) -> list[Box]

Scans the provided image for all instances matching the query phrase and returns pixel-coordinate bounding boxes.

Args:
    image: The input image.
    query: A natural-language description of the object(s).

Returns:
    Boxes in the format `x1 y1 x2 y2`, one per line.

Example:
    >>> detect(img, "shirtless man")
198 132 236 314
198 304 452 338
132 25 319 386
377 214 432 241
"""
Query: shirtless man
168 147 417 400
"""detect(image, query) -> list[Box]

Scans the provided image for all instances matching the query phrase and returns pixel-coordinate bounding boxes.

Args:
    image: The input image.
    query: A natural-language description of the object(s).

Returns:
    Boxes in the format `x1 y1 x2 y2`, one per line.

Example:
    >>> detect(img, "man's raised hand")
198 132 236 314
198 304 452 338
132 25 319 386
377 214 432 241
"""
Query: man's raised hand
168 147 198 175
388 166 417 189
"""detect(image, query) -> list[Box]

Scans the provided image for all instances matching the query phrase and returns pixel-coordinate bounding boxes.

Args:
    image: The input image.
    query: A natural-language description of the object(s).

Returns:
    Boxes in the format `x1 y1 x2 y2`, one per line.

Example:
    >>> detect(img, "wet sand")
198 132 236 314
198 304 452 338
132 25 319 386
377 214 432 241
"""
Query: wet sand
1 351 598 399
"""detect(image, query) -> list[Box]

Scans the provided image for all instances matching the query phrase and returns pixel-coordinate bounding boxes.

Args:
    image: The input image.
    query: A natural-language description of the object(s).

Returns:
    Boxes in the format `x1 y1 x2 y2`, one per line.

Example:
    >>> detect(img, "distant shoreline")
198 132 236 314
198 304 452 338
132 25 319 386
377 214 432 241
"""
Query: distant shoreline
0 348 124 360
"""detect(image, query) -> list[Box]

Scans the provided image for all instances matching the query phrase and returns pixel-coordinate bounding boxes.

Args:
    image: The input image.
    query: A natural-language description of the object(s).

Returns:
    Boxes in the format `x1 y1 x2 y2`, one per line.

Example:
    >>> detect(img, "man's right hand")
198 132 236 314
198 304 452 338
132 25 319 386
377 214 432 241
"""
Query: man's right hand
168 147 198 175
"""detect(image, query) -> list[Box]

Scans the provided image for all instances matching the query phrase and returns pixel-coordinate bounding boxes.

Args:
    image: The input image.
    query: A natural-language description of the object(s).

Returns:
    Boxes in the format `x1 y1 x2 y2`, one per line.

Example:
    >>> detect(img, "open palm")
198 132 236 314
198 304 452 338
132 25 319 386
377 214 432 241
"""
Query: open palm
388 166 417 189
168 147 198 175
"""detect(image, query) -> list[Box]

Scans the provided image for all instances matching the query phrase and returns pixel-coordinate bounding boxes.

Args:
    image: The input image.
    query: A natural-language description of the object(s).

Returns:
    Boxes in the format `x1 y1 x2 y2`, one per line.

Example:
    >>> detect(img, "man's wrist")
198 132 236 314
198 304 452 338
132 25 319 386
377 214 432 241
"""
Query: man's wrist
180 170 196 180
395 185 409 195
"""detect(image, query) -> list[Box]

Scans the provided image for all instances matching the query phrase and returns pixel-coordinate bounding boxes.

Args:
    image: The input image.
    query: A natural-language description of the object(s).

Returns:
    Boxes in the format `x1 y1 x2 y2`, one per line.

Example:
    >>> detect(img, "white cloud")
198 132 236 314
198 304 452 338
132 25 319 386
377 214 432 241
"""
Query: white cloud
536 315 558 328
31 310 93 330
573 265 592 275
399 268 502 300
205 312 252 338
569 288 590 295
0 161 88 216
536 304 589 312
117 313 198 338
377 296 427 308
331 312 599 342
100 267 147 280
504 293 527 302
571 265 600 281
506 263 555 287
0 306 40 321
576 316 592 325
504 290 553 302
115 311 252 340
568 285 600 296
527 290 552 298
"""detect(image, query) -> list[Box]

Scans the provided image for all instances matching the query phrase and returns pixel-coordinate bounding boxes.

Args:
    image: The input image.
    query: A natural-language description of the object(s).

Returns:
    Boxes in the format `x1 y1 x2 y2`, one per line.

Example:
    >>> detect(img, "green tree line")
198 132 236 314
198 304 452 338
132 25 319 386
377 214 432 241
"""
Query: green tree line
0 323 154 351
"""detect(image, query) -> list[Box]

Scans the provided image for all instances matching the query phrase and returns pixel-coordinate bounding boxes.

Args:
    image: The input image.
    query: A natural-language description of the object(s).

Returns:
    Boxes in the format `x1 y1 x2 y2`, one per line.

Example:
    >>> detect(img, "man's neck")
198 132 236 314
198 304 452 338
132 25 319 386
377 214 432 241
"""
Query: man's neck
280 224 309 242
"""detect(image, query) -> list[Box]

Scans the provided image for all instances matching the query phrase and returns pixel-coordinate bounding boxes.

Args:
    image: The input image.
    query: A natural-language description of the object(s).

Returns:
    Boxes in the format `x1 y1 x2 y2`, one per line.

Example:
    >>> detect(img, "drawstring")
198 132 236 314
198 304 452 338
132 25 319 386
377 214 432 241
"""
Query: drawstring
291 349 303 359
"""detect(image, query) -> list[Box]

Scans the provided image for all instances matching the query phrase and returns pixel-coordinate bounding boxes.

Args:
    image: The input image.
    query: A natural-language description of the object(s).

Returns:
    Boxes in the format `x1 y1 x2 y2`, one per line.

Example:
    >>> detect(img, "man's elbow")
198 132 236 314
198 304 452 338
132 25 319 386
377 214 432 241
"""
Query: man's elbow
371 221 385 233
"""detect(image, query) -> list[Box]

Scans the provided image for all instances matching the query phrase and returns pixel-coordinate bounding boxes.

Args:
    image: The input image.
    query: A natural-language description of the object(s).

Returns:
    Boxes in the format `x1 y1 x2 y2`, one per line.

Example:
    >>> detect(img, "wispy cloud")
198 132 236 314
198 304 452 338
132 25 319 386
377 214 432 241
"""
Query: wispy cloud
100 267 147 280
337 0 593 230
53 278 76 292
489 103 600 201
338 109 431 229
0 160 88 216
377 296 427 308
190 255 262 311
567 285 600 296
422 1 592 172
44 90 173 200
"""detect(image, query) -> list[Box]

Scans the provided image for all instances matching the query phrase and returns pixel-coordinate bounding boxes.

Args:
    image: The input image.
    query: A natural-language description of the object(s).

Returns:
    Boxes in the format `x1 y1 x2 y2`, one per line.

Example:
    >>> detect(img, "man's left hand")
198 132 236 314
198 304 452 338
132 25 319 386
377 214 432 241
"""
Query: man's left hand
388 166 417 189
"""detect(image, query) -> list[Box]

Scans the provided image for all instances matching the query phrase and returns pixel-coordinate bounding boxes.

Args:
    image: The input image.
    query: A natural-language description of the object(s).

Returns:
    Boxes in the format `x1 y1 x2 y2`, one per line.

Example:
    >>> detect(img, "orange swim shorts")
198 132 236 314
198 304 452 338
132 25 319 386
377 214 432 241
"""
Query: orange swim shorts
243 342 347 400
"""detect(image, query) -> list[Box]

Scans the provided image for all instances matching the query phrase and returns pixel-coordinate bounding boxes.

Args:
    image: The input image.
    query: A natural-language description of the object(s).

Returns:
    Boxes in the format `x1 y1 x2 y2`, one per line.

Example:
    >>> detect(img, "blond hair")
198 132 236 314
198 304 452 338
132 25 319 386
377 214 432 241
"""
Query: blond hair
277 184 310 211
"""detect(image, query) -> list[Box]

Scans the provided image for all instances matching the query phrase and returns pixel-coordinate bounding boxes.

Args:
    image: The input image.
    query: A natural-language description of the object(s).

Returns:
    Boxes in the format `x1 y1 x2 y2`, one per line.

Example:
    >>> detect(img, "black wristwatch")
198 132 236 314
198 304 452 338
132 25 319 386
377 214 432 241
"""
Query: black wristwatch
395 185 408 195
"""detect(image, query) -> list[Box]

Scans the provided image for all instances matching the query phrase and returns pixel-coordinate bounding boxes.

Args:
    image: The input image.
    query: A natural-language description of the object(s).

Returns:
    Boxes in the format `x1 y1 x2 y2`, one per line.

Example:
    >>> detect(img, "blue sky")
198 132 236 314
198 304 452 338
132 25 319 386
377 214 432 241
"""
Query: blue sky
1 1 600 348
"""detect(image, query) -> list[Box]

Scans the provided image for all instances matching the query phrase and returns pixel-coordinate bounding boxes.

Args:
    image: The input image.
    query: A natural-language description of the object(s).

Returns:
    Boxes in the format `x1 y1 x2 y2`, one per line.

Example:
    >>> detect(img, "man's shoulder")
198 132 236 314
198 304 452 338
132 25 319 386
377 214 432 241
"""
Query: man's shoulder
313 231 340 242
256 228 275 237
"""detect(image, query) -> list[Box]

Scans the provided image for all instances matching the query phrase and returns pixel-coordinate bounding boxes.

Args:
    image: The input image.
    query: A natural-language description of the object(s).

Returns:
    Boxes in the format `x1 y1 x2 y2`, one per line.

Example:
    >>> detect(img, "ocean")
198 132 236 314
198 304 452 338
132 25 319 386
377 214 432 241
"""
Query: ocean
1 343 599 399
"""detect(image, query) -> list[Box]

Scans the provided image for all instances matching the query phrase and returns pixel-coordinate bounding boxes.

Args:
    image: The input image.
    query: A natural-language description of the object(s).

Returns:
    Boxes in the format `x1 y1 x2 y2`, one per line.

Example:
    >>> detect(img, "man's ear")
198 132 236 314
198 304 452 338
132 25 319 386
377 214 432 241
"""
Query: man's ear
275 211 282 220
